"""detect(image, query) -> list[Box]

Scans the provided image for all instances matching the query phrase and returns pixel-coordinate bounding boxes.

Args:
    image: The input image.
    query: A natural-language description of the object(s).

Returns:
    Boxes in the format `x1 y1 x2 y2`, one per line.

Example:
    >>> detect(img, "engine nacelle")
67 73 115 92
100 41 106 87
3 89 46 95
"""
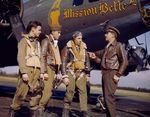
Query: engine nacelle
0 0 23 28
139 0 150 26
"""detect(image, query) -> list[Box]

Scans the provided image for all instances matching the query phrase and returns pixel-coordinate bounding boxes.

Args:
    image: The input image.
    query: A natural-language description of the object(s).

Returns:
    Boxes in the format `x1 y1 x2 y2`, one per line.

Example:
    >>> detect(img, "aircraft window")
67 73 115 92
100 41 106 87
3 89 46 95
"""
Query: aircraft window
73 0 84 6
88 0 99 2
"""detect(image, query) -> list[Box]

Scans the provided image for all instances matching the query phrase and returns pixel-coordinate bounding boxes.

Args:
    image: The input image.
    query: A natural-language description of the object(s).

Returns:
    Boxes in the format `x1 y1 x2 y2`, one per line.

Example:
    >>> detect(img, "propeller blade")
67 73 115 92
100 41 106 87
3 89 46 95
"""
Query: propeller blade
9 14 25 41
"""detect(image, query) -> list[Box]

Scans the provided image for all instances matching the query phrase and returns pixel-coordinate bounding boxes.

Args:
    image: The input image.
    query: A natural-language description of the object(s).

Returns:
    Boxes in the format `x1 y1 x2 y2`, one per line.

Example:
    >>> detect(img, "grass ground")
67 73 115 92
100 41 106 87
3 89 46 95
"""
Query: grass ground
0 75 150 102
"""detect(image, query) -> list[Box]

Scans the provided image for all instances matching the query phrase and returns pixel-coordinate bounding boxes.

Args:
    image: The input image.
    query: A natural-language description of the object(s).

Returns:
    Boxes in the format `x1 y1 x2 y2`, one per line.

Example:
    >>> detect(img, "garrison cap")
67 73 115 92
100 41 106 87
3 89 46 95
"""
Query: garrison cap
72 31 82 39
105 26 120 38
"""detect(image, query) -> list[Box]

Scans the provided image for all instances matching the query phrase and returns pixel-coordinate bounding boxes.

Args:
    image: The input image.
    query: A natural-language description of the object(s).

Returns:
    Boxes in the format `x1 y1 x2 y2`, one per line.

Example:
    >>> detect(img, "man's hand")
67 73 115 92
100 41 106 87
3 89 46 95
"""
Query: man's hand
88 52 96 59
55 73 62 79
113 75 120 83
40 73 49 80
43 73 49 80
22 73 29 82
40 74 44 80
63 77 70 86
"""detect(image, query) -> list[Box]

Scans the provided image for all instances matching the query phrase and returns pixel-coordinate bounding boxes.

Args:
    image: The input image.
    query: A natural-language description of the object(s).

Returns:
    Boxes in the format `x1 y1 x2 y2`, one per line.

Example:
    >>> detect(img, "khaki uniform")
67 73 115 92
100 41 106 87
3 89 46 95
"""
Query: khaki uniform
38 65 55 108
62 40 90 111
11 36 41 110
64 71 88 111
38 35 61 109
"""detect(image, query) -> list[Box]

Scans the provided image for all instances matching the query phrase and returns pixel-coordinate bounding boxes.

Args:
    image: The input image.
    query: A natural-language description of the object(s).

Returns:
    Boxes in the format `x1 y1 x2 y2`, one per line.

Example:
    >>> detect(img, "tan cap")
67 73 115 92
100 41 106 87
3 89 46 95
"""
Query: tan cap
50 26 61 31
105 26 120 37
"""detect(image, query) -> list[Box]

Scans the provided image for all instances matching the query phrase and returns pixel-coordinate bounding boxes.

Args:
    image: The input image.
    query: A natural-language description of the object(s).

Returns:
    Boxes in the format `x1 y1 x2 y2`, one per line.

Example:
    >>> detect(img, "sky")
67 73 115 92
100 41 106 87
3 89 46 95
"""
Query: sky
0 31 150 89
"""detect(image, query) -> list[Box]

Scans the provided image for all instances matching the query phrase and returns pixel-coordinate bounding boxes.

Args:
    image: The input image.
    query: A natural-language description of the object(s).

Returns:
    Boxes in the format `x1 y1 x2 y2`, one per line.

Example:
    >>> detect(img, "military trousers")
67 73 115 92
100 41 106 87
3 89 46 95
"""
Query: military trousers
38 65 55 109
11 67 40 110
102 70 118 117
64 71 88 111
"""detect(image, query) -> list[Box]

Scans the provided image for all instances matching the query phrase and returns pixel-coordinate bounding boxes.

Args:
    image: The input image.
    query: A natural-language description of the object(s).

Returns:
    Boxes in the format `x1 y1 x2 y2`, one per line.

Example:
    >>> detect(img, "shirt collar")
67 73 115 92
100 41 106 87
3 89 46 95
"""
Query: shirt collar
46 34 54 43
23 34 37 42
106 40 117 48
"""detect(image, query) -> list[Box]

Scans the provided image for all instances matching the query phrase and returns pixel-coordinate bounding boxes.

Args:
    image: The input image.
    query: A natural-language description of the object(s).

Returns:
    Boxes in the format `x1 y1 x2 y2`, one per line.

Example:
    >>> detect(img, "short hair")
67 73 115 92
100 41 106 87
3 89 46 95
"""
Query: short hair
72 31 82 39
26 21 42 33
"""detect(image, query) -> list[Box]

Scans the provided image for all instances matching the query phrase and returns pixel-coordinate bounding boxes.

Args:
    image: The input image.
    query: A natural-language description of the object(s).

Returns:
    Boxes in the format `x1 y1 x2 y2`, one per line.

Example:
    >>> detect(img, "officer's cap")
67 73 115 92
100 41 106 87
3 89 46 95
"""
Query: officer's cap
105 26 120 38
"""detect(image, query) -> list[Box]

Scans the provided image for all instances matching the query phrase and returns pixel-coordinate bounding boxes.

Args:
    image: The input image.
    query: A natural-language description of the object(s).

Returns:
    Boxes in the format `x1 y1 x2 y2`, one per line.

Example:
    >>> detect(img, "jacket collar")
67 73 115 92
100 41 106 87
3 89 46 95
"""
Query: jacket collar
106 40 117 48
46 34 53 42
111 40 117 46
23 34 37 42
67 40 87 49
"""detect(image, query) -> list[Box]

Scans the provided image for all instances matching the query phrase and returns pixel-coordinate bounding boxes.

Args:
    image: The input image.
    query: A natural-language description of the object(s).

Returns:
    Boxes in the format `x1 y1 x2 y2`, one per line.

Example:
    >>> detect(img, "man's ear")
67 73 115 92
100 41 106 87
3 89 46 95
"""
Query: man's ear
31 27 35 32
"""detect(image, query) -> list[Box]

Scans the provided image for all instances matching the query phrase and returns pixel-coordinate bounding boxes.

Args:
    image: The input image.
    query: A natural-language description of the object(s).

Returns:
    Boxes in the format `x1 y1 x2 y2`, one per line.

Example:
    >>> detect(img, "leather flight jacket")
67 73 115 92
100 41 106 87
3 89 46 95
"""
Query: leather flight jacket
95 40 128 76
41 35 61 74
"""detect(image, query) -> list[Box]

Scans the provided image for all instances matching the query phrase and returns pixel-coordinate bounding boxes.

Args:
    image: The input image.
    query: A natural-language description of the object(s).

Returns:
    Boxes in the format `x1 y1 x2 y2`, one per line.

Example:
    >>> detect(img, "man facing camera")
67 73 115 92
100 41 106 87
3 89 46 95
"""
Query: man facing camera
61 31 91 117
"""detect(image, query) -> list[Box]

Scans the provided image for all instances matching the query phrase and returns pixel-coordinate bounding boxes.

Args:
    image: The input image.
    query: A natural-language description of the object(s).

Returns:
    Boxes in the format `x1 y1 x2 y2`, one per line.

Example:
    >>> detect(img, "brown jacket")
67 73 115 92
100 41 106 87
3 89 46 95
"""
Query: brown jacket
94 40 128 76
41 35 61 74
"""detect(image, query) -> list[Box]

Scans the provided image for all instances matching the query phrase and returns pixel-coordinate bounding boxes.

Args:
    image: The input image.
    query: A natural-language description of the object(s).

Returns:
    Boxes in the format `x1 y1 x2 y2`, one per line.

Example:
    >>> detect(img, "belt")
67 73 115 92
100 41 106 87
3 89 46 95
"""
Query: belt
102 69 117 74
28 66 40 74
29 66 40 69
